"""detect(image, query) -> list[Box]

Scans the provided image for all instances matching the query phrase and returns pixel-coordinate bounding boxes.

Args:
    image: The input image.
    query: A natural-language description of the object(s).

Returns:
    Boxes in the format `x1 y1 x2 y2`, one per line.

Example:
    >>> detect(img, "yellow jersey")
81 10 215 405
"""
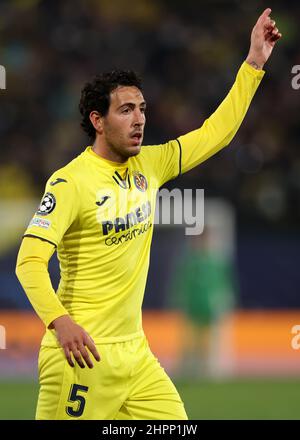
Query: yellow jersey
23 62 264 345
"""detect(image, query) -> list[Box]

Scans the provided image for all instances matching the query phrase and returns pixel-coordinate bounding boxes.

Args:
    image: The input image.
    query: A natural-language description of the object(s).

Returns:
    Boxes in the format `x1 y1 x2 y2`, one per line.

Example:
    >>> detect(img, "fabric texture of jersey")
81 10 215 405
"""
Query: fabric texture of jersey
22 61 264 346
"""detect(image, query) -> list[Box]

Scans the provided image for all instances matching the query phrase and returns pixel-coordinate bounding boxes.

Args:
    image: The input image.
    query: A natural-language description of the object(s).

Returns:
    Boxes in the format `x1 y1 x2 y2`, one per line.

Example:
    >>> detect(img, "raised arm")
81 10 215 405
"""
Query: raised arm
147 9 282 183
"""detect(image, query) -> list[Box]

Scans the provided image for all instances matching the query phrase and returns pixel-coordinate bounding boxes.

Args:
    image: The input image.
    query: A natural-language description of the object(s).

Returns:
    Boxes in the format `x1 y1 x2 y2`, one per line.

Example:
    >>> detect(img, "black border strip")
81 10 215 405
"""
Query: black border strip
176 138 182 176
23 234 57 248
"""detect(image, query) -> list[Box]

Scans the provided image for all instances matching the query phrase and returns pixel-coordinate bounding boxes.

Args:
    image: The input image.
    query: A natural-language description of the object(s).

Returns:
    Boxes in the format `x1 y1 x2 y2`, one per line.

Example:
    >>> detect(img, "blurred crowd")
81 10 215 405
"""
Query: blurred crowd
0 0 300 228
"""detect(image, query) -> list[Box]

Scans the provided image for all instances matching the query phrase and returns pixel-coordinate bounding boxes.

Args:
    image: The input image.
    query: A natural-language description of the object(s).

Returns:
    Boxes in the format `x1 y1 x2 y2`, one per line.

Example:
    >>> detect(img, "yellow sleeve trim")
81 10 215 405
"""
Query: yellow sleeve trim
241 61 265 79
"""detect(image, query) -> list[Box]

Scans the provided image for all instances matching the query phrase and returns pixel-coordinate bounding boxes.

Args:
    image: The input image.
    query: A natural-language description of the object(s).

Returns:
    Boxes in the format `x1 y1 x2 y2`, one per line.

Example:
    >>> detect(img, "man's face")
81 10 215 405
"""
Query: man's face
102 86 146 160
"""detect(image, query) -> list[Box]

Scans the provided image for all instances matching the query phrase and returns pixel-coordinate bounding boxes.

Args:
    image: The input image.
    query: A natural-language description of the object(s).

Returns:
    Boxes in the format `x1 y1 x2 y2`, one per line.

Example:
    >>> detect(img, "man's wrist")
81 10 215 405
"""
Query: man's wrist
49 314 70 329
245 56 265 70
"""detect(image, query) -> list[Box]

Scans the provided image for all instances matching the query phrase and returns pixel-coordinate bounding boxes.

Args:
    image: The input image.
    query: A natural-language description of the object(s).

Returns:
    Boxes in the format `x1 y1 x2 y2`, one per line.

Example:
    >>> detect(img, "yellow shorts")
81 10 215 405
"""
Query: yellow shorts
36 335 188 420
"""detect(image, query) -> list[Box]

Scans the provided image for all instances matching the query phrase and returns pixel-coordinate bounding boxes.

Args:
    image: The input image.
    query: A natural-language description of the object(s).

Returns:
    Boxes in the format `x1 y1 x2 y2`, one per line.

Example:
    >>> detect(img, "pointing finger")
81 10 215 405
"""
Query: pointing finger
257 8 272 26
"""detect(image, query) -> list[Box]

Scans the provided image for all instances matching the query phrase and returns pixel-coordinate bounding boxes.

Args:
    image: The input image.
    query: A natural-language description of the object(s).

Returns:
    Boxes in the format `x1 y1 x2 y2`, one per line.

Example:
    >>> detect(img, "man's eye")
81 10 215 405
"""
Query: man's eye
122 108 130 114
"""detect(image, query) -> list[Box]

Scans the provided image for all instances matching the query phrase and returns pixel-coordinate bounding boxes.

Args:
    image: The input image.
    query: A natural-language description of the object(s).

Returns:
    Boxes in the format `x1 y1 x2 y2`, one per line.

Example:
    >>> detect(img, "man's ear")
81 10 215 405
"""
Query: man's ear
89 111 103 135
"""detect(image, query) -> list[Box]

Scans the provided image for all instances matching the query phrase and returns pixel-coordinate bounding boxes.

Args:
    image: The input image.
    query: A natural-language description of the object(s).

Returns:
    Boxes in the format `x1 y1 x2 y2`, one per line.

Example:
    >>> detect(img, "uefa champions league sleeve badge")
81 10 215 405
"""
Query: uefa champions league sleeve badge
37 192 56 215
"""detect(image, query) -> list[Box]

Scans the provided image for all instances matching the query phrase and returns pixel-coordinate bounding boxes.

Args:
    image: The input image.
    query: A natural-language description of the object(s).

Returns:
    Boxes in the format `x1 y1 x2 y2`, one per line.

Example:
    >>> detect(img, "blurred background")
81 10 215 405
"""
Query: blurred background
1 0 300 419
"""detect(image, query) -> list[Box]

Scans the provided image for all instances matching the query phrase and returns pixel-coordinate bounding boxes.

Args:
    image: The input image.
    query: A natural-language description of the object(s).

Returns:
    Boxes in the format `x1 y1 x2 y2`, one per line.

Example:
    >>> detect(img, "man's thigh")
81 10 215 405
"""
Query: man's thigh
36 345 128 420
115 338 188 420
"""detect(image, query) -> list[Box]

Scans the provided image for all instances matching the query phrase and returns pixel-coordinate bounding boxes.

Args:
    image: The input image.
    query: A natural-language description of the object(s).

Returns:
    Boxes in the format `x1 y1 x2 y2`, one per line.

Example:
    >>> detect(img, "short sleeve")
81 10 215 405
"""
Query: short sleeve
141 139 181 187
24 170 79 247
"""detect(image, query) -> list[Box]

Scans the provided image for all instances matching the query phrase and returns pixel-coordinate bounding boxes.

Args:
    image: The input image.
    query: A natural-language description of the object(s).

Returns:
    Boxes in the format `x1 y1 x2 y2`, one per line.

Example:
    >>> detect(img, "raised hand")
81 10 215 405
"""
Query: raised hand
246 8 282 70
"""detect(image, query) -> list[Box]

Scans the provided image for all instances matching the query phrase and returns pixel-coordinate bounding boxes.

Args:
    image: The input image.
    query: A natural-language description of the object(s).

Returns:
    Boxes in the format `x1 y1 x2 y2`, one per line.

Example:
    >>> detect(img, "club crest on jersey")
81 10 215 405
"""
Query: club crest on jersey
37 192 56 216
133 172 147 192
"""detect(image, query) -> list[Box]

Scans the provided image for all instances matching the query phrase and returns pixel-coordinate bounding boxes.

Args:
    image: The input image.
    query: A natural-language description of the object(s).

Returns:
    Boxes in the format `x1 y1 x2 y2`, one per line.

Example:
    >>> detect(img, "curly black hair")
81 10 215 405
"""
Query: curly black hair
79 70 143 142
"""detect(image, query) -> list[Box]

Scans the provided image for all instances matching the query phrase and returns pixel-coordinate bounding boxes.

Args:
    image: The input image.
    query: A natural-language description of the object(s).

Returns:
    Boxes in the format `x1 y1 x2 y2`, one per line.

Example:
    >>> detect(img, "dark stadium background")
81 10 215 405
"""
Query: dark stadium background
0 0 300 419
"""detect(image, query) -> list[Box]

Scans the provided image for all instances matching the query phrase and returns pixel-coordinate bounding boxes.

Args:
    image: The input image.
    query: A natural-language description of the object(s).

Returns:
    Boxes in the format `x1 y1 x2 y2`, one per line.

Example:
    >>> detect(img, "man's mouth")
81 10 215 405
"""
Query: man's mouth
130 132 143 143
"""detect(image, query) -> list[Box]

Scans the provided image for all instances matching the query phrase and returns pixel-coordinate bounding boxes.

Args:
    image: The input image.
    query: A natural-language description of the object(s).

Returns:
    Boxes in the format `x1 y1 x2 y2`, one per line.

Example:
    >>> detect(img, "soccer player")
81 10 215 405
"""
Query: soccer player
16 9 281 420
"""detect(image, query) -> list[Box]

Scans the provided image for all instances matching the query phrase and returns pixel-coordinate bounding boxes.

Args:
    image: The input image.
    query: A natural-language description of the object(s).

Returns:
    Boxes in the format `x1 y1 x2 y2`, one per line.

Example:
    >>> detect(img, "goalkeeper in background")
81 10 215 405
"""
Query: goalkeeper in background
16 9 281 419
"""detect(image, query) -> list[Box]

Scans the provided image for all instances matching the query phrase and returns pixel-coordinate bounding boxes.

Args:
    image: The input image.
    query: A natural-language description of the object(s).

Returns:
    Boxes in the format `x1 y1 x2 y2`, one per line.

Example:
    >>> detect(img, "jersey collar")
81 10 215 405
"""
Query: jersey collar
85 146 129 170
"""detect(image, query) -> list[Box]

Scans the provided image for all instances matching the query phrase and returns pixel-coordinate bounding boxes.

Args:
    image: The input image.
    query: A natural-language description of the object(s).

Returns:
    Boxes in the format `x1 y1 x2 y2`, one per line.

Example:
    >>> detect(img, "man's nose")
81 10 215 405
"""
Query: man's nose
133 110 145 126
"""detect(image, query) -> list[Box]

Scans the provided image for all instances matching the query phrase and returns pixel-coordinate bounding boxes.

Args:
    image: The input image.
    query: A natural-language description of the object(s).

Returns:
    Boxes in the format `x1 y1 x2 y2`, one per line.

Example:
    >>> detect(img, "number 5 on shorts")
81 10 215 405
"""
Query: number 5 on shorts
66 384 89 417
